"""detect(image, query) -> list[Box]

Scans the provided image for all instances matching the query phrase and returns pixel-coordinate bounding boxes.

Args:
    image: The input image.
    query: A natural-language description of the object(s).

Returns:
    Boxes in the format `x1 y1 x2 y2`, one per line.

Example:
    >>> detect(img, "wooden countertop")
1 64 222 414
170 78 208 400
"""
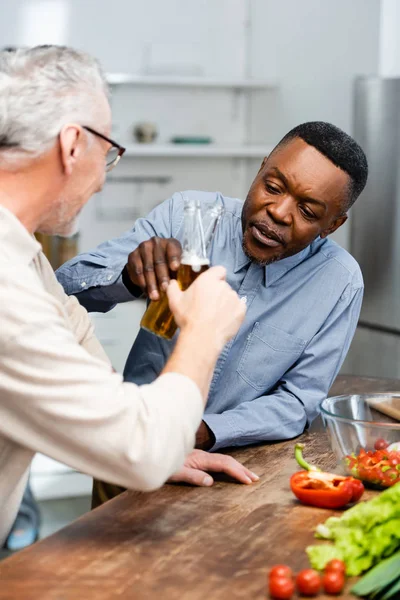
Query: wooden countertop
1 375 399 599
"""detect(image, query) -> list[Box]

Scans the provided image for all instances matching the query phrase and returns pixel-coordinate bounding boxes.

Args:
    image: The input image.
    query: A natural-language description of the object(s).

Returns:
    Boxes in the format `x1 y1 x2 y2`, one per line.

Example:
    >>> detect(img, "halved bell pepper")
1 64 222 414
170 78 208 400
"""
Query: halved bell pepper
290 471 362 508
290 444 364 509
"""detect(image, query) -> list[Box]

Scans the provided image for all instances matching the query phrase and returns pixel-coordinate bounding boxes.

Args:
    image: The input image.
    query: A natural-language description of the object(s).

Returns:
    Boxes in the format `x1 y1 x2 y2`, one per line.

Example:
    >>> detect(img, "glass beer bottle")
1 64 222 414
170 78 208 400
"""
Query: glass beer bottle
140 197 222 340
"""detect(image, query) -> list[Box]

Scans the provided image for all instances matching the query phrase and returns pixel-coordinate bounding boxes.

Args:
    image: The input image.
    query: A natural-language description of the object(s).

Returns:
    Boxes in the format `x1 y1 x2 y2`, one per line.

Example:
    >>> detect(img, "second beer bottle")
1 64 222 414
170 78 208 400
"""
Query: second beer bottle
140 197 223 340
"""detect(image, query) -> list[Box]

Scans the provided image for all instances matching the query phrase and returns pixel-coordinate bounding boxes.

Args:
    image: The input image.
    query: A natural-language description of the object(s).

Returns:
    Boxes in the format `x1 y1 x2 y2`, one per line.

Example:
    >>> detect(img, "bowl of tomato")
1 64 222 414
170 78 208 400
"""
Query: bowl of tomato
320 393 400 489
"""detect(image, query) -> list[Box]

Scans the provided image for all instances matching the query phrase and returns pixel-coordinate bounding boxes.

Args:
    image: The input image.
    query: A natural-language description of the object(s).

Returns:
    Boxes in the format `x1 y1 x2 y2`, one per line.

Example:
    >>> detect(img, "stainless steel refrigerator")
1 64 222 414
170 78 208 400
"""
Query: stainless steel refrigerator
344 77 400 378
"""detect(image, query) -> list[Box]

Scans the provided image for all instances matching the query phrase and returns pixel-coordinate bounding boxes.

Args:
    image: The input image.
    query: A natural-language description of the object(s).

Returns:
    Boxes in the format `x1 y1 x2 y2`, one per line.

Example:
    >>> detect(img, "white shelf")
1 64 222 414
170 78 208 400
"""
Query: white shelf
106 73 276 89
123 144 273 158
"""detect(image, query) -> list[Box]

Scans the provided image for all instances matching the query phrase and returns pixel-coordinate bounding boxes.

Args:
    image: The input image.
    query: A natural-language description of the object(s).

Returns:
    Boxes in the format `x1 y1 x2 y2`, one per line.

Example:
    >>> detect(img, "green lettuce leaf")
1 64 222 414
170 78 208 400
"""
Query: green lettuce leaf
307 483 400 576
317 483 400 539
306 544 343 571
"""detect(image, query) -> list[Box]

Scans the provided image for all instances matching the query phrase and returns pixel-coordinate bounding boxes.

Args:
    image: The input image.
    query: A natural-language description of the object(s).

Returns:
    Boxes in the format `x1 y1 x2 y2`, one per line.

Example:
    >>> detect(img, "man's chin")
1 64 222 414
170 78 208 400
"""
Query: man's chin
242 235 282 266
37 218 79 238
57 220 79 238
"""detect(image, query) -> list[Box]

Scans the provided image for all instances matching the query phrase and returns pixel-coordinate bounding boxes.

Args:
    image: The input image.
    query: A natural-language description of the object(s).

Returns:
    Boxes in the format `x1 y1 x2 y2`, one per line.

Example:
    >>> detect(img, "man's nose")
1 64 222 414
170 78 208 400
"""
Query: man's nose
267 195 293 226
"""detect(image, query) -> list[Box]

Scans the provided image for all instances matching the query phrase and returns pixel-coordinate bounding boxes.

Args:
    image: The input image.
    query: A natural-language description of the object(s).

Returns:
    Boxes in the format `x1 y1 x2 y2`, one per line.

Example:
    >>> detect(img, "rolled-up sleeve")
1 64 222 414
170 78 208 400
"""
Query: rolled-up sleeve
56 193 184 312
203 283 363 451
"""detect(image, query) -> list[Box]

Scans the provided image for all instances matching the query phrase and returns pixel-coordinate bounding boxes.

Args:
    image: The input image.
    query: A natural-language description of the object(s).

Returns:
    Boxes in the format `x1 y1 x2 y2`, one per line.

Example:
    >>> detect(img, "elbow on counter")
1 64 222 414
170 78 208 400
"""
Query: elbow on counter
108 374 201 493
128 471 172 493
117 430 192 493
119 454 185 493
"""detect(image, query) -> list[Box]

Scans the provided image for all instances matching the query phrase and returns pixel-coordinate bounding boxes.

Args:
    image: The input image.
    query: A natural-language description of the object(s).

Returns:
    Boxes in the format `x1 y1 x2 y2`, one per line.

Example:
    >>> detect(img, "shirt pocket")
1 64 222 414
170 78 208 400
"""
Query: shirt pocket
237 322 307 392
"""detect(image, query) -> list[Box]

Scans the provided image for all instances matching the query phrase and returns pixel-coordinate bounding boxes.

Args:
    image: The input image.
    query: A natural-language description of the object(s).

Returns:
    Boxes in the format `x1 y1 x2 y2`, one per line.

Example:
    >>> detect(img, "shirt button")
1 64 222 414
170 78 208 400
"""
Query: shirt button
80 282 86 288
107 275 112 281
241 296 247 304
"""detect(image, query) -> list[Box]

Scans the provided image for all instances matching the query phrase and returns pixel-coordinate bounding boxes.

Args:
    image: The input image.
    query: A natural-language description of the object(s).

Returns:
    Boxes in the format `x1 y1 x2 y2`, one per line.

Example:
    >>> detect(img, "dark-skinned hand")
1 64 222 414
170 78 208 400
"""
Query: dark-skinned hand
125 237 182 301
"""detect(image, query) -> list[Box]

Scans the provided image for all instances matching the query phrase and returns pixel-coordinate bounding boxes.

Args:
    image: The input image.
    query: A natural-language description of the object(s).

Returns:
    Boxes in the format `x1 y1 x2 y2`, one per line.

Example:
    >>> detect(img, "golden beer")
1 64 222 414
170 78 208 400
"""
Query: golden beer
140 260 209 340
140 195 223 339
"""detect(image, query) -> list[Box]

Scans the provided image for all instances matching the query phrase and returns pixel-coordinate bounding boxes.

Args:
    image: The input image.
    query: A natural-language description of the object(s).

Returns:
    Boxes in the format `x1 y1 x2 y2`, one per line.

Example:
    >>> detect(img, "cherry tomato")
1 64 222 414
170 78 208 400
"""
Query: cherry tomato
296 569 321 596
322 570 345 595
374 438 389 451
325 559 346 575
269 576 295 599
269 565 293 580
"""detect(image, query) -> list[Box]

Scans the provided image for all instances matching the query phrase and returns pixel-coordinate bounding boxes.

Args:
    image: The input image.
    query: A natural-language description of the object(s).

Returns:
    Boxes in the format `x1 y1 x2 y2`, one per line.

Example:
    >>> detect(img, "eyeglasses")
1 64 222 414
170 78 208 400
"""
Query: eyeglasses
83 126 126 172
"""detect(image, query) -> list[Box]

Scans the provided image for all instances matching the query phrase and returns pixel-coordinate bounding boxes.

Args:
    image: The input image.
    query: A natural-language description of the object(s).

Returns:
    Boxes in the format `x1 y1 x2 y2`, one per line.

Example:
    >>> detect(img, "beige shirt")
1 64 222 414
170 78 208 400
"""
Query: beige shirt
0 205 203 545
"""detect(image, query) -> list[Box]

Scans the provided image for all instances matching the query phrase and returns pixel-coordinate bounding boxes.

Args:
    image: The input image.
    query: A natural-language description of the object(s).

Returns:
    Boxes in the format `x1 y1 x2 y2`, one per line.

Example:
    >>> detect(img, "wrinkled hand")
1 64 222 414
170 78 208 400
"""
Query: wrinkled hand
168 449 259 487
126 237 182 301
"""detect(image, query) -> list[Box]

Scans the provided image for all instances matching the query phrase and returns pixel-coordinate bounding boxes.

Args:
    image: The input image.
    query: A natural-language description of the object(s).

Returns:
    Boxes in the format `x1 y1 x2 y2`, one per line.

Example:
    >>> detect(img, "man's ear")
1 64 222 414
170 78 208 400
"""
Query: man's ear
257 156 268 174
59 124 84 176
320 214 348 238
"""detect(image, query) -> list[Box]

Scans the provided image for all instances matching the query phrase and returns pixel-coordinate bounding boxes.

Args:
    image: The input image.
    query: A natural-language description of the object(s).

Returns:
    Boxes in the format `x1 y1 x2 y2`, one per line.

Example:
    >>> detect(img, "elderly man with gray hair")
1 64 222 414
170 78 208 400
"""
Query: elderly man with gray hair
0 45 257 546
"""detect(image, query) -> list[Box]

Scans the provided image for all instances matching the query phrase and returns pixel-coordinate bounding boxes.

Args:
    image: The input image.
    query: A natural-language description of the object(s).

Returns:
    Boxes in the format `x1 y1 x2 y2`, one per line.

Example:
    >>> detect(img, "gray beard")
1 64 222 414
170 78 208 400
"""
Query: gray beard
57 216 79 238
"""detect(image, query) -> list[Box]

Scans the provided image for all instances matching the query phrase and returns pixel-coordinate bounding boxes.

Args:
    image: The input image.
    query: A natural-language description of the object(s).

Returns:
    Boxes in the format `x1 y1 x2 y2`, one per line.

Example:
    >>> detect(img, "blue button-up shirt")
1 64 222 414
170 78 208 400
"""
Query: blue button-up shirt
57 191 363 451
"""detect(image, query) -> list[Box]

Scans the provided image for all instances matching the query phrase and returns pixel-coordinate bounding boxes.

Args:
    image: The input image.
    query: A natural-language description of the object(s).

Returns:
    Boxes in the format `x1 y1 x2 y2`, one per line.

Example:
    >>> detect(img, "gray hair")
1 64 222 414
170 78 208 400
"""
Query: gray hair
0 45 109 166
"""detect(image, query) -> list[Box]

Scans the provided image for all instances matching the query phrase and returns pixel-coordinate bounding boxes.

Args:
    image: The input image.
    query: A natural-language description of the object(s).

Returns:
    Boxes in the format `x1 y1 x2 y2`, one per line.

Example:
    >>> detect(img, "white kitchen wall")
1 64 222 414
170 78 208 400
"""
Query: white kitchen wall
0 0 247 76
249 0 381 249
379 0 400 76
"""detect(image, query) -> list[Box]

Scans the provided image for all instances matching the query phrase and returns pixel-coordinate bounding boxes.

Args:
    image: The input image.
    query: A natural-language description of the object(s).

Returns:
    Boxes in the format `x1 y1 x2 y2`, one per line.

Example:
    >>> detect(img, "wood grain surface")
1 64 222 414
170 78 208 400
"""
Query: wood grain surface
0 375 397 599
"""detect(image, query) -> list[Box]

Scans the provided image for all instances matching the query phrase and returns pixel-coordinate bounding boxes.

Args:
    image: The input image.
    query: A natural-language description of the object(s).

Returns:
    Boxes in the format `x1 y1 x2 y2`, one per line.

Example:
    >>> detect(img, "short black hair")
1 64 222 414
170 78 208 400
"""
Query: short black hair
274 121 368 212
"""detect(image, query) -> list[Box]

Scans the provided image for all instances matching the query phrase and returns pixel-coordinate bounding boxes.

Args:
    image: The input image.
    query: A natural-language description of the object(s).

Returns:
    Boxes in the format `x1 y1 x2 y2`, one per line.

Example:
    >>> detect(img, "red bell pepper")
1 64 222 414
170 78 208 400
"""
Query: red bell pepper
291 444 364 509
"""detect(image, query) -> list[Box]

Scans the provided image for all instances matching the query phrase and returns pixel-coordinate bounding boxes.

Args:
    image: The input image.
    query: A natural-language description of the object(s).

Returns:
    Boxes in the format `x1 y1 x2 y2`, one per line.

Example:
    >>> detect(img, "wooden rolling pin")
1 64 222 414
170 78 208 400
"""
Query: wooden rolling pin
366 396 400 421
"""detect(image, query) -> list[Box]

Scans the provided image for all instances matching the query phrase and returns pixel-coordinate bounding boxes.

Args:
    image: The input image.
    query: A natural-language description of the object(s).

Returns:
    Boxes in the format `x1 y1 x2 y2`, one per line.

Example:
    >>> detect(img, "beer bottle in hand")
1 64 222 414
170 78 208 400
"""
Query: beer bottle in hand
140 197 222 339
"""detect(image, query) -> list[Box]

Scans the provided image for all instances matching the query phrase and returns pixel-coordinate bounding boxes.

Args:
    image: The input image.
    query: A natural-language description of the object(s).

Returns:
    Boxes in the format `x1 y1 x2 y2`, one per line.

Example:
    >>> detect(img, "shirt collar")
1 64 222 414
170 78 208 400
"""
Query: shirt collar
265 245 313 286
233 226 252 273
233 220 320 286
0 204 42 265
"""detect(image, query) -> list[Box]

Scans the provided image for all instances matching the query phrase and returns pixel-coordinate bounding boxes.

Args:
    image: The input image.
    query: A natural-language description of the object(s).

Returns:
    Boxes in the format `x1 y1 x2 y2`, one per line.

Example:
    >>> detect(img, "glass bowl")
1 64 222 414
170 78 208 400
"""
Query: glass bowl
320 393 400 489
